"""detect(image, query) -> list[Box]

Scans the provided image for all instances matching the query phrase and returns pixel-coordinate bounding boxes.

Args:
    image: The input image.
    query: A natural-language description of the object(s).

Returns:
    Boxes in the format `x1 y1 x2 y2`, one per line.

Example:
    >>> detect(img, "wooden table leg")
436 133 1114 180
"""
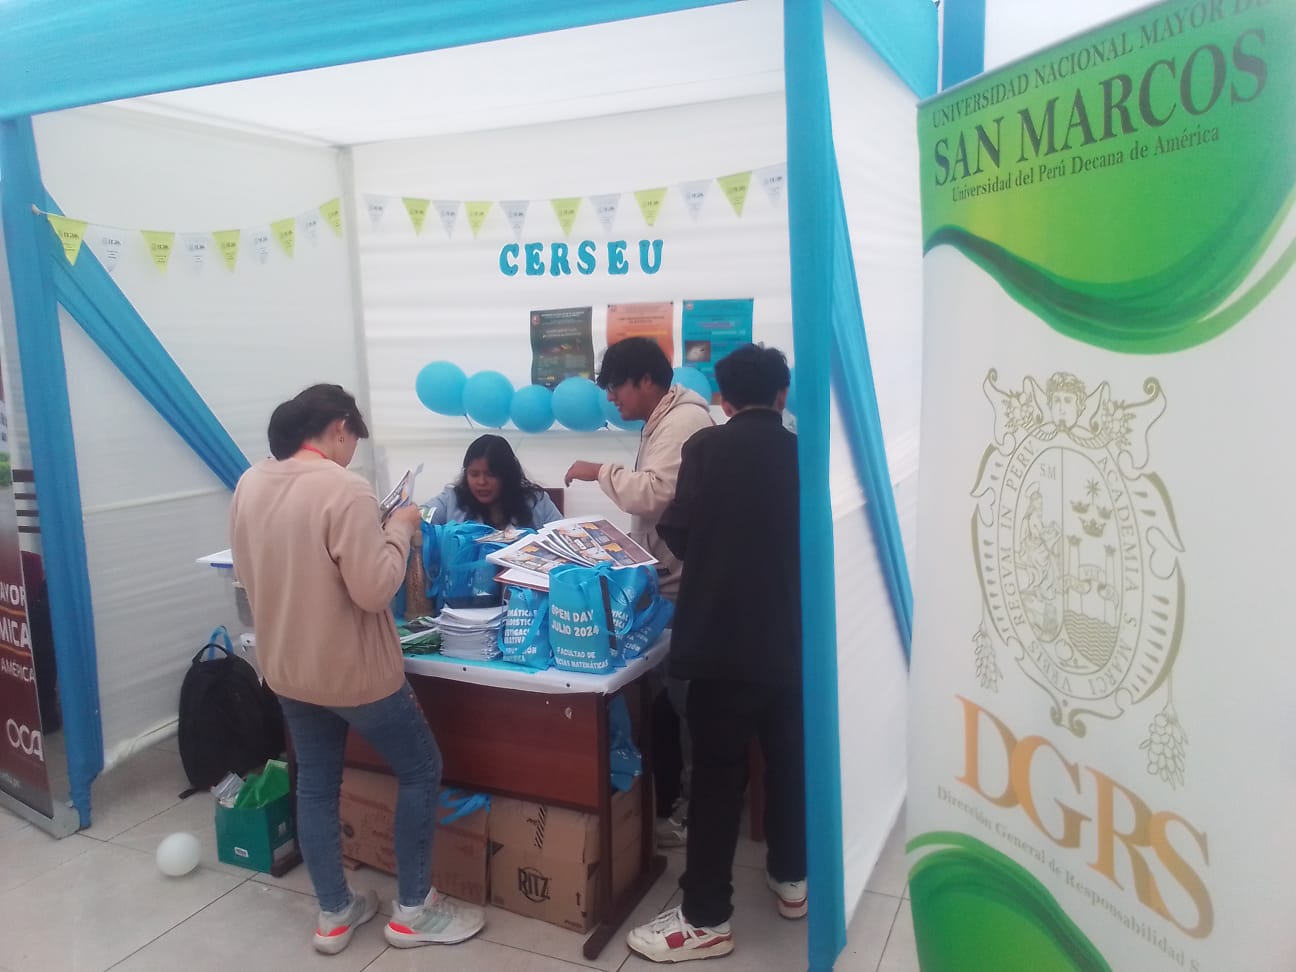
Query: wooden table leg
583 677 667 960
583 853 668 960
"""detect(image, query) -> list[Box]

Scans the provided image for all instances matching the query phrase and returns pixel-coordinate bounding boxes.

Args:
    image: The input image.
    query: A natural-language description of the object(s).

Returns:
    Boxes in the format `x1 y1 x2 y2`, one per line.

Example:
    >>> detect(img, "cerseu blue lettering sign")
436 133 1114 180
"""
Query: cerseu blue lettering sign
500 240 663 277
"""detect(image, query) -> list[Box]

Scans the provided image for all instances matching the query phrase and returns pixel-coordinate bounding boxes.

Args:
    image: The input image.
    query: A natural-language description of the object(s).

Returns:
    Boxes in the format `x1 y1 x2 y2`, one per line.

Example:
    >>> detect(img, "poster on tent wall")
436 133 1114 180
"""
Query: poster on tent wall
680 298 753 399
909 2 1293 971
0 373 52 820
530 306 595 387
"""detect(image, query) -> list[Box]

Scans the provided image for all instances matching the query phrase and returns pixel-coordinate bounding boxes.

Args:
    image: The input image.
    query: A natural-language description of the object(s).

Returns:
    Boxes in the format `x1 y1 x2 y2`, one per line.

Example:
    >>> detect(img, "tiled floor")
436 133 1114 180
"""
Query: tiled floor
0 744 916 971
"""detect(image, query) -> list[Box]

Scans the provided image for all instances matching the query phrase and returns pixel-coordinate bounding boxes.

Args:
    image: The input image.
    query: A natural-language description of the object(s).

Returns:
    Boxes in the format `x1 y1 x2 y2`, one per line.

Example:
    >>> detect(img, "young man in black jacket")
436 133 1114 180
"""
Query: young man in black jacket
626 343 804 963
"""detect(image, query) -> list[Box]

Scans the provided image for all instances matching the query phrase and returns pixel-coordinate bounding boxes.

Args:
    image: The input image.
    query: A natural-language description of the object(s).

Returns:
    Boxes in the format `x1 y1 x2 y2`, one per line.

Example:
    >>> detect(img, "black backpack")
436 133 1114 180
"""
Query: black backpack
177 627 284 797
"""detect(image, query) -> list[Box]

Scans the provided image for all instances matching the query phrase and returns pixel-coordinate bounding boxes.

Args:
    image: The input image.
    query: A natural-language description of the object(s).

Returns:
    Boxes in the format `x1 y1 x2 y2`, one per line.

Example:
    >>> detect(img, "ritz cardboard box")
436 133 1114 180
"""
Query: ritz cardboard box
488 778 643 932
338 767 489 905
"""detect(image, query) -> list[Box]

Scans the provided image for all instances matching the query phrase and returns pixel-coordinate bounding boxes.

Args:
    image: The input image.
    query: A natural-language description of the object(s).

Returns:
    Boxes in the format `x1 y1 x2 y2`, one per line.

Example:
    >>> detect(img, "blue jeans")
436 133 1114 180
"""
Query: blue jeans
279 682 441 912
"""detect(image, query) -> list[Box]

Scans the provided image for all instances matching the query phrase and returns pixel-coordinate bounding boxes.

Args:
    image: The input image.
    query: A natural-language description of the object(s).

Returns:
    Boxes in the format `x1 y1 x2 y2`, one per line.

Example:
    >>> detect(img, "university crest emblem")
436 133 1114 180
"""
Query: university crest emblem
971 370 1188 786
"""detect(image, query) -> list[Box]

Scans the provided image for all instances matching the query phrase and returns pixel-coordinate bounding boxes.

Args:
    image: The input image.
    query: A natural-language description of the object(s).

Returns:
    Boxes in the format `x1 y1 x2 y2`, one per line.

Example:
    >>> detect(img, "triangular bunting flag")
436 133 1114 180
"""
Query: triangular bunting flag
365 195 389 229
320 198 343 236
433 200 460 238
298 210 321 245
90 227 125 272
141 230 175 271
212 230 241 271
181 233 210 274
46 215 88 265
271 217 296 258
590 193 620 235
678 179 711 220
250 227 273 265
634 188 667 227
465 201 493 238
717 171 752 217
551 197 581 237
500 200 529 238
756 163 787 206
403 197 430 235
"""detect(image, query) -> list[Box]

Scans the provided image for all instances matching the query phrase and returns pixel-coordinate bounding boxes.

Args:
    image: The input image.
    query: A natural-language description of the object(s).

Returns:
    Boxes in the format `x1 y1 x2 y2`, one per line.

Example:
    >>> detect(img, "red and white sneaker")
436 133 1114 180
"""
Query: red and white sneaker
766 875 808 919
626 906 735 963
313 888 380 954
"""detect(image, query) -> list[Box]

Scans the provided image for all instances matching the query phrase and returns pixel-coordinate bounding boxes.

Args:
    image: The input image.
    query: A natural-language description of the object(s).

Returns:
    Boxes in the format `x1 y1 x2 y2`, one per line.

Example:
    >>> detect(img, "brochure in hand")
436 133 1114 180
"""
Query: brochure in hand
486 517 656 589
379 464 423 522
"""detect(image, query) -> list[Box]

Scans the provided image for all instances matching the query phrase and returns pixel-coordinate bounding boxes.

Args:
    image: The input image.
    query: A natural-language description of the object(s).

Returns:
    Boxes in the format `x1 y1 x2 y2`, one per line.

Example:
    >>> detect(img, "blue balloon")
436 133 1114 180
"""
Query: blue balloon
673 365 713 402
415 361 467 416
601 394 643 432
786 368 797 415
552 376 605 431
510 384 555 433
462 371 514 428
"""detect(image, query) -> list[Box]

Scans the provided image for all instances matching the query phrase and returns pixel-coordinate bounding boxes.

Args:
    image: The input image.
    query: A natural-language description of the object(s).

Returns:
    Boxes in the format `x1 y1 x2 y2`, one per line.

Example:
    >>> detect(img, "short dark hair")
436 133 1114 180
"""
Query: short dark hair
596 337 673 390
714 344 790 409
267 384 369 459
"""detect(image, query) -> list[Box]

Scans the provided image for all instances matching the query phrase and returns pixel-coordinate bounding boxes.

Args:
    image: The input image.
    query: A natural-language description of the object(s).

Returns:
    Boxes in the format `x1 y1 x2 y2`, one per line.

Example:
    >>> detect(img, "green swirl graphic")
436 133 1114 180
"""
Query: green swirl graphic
919 0 1295 354
908 831 1113 972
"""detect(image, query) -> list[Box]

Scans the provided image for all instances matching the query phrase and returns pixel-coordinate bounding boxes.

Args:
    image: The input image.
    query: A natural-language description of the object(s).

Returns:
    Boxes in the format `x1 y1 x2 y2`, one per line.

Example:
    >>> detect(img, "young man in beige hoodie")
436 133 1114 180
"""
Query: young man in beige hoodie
565 336 713 844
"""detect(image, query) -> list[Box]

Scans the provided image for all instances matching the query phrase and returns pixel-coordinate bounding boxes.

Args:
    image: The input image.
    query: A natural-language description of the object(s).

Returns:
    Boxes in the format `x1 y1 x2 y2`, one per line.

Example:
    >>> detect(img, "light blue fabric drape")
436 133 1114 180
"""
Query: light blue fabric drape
828 0 938 98
45 209 251 490
941 0 987 89
830 168 914 656
0 118 104 827
784 2 848 968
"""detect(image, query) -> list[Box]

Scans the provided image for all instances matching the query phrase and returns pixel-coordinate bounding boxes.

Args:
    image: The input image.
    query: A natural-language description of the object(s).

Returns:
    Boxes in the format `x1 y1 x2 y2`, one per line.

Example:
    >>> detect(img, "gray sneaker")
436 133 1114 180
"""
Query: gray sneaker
385 889 486 948
655 796 688 849
313 888 379 954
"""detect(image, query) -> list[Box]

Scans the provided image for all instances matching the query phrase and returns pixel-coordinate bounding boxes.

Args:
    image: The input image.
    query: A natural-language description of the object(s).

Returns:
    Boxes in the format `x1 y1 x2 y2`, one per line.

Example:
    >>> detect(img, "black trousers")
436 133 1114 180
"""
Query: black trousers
680 677 806 928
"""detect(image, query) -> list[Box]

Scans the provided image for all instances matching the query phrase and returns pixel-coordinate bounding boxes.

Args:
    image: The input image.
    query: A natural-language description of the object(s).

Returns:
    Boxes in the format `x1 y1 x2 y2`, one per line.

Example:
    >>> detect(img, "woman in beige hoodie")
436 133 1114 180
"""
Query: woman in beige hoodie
230 384 484 955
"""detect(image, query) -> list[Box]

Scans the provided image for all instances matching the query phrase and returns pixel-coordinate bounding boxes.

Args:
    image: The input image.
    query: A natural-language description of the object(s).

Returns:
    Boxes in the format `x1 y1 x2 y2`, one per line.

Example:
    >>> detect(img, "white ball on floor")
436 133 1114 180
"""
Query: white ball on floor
156 832 202 877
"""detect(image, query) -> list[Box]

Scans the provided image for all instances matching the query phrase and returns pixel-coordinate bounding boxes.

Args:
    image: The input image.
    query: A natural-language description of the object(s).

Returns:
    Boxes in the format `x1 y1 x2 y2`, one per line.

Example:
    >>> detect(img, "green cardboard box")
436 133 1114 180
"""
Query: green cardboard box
215 793 296 872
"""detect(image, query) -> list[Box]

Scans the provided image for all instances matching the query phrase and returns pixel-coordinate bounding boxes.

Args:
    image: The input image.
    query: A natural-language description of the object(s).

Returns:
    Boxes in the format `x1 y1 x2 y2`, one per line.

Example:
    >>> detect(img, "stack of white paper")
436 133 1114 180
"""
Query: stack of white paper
436 605 504 660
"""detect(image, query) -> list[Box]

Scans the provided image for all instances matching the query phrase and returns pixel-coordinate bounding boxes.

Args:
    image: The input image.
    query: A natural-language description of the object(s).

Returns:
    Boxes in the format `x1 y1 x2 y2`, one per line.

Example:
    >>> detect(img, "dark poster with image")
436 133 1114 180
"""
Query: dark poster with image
0 373 53 819
530 306 595 388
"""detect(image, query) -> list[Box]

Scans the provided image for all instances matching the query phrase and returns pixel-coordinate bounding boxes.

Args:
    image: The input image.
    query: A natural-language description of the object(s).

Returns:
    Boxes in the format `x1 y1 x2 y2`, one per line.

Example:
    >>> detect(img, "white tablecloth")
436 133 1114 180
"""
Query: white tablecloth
403 635 668 696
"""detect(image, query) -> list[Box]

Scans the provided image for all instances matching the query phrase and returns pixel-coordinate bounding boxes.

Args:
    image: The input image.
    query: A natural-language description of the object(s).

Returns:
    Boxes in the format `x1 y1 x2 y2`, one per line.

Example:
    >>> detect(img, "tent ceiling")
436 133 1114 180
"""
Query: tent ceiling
104 1 785 147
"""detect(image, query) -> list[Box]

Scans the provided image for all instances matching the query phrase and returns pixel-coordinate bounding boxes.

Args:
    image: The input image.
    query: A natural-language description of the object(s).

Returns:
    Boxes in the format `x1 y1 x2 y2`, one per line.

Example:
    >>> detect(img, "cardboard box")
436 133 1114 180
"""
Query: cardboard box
488 779 644 932
338 767 490 905
215 793 296 872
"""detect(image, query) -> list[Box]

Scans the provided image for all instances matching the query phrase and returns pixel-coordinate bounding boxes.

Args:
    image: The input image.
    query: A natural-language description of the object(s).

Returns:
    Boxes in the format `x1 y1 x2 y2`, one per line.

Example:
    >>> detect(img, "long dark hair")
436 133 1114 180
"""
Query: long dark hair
267 384 369 460
453 434 543 528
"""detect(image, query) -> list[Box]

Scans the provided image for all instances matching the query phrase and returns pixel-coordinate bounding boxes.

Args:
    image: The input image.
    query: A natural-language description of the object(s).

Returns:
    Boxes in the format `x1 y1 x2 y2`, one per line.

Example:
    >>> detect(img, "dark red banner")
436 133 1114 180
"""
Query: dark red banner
0 373 52 819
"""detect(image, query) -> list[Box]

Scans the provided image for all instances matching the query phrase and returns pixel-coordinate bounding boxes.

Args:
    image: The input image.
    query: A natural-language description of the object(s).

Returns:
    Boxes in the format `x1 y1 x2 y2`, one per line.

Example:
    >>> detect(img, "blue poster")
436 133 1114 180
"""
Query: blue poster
680 298 754 400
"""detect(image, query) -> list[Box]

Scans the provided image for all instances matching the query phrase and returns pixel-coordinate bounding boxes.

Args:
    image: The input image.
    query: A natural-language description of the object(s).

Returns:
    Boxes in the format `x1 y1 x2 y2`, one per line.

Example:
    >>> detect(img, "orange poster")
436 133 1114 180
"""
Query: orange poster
606 302 674 362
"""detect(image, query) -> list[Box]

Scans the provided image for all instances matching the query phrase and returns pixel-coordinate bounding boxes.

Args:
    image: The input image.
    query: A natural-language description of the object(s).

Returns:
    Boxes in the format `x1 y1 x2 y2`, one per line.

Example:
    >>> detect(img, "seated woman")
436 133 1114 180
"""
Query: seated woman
425 434 562 530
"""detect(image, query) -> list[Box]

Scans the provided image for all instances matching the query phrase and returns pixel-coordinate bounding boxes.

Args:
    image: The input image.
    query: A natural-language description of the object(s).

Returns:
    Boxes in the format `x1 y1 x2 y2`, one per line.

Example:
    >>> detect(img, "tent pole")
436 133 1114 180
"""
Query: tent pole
784 1 848 969
0 116 104 829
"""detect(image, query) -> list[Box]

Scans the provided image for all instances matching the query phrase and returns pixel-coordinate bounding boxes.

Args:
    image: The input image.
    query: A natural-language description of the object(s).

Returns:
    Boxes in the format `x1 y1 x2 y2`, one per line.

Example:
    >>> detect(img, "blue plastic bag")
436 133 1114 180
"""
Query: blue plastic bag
423 521 511 609
498 586 552 670
622 596 673 660
608 696 642 792
549 563 619 674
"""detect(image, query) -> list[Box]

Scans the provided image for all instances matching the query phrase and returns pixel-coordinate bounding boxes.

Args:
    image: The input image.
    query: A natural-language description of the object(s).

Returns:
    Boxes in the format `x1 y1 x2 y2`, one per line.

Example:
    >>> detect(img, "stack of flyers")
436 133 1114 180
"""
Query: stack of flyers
396 616 441 654
475 526 529 545
436 605 505 660
486 517 656 590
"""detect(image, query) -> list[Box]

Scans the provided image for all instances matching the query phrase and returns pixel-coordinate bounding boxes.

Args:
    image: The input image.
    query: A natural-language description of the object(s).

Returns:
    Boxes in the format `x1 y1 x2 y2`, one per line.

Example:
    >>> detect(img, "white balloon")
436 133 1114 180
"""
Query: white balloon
156 832 202 877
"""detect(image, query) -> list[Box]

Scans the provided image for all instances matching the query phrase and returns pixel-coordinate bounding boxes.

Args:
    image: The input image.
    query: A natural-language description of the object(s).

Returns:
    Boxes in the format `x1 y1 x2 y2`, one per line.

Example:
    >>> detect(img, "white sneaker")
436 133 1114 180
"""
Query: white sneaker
384 888 485 948
626 906 734 963
766 874 808 919
313 888 379 954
